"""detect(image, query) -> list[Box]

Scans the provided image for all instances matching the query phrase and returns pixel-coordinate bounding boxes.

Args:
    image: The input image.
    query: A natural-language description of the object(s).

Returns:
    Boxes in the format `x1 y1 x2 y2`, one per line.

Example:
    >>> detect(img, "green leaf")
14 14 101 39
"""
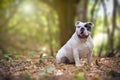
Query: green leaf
24 71 30 79
39 69 47 76
28 51 37 55
74 72 85 80
46 65 56 73
14 54 23 58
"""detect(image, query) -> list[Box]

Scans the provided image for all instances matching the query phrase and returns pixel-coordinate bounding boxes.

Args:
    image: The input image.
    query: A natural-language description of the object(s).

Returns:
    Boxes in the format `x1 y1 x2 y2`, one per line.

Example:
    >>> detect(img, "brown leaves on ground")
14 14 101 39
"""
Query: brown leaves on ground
0 55 120 80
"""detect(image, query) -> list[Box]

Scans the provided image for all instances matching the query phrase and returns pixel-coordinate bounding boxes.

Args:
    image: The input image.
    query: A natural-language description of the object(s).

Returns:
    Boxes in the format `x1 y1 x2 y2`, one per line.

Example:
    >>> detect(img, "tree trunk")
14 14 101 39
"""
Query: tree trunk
47 12 54 56
90 0 98 22
41 0 80 46
109 0 117 54
101 0 117 56
83 0 88 21
55 1 78 46
76 0 88 21
90 0 98 37
101 0 109 56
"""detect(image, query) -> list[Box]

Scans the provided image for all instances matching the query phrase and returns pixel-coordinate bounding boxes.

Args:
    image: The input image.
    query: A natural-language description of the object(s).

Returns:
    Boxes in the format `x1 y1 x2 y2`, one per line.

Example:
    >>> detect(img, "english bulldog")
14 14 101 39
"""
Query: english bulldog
56 21 94 66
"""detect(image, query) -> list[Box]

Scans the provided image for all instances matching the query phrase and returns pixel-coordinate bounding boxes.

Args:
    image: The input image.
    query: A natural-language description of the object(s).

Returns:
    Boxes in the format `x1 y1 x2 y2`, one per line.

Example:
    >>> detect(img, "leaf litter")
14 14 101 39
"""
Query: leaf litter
0 55 120 80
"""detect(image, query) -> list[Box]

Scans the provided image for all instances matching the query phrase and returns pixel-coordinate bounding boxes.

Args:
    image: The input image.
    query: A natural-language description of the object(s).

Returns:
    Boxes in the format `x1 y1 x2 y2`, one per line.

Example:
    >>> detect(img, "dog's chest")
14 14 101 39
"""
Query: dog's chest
77 41 93 56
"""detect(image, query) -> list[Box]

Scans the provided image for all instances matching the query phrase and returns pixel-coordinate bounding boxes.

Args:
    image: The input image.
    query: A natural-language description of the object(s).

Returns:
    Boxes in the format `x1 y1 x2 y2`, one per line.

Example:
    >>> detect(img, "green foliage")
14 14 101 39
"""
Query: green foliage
74 72 85 80
4 54 13 61
39 65 56 76
24 71 31 79
14 54 24 58
2 50 15 61
0 48 24 62
27 51 37 55
0 0 59 56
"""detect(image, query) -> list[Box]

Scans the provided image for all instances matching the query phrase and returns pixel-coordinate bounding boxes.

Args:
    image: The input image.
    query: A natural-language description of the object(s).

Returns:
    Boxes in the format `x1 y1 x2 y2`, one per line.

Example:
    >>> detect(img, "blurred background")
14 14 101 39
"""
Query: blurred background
0 0 120 58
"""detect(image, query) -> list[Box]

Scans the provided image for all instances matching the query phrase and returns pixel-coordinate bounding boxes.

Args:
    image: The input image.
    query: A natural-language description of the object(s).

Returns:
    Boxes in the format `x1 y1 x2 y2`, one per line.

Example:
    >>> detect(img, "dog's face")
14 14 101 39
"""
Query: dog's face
75 21 94 39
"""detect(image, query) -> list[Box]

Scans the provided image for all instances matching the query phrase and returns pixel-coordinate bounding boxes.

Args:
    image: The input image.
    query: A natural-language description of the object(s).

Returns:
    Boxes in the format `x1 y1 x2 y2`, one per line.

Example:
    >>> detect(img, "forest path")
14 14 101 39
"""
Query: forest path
0 55 120 80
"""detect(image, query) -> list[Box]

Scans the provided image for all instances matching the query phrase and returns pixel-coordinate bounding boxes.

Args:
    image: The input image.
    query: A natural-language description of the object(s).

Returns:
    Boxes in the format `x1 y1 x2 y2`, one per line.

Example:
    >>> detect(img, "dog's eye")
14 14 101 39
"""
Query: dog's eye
85 26 91 31
76 26 80 28
84 24 91 31
87 27 91 31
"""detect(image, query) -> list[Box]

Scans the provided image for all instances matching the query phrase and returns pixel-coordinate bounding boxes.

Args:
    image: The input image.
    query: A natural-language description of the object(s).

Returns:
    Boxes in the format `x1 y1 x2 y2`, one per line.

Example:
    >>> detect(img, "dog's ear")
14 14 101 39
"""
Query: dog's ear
75 21 81 26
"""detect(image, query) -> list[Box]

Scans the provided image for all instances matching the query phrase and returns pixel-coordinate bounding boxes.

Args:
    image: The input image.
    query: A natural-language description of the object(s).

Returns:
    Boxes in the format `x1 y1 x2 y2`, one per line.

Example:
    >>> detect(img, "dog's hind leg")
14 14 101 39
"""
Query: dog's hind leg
61 56 70 64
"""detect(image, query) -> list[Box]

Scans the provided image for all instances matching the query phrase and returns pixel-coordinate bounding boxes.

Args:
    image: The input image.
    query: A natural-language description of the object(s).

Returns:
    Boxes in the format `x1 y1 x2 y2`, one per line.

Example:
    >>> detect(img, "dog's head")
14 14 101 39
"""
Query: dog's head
75 21 94 39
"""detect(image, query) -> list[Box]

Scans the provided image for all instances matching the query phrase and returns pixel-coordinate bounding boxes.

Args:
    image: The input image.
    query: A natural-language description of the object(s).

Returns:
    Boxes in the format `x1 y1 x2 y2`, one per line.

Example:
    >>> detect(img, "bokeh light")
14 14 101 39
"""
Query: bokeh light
23 4 32 13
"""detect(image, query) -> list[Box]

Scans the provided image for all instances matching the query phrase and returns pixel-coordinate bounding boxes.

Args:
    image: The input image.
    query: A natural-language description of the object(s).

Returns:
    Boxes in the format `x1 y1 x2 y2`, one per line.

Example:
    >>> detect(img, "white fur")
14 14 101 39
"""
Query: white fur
56 21 94 66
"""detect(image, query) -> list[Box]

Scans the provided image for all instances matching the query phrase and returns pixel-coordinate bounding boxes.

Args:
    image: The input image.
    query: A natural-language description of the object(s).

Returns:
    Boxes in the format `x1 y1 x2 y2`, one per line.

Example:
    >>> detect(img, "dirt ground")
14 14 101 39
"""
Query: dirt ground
0 55 120 80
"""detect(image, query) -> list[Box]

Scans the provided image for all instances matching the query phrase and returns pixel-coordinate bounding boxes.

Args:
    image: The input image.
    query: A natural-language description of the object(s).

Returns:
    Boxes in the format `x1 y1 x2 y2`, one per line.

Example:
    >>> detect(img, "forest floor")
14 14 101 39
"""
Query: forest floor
0 54 120 80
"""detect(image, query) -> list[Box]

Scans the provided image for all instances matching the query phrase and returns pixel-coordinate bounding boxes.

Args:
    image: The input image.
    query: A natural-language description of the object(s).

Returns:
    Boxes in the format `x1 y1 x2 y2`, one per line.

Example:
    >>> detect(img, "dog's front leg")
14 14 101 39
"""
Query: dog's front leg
87 51 92 66
73 50 81 66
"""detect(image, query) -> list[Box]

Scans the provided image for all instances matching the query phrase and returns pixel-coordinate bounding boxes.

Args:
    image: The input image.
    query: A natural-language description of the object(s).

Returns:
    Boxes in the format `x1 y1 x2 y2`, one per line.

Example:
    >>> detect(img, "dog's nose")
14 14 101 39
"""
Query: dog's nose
80 27 85 32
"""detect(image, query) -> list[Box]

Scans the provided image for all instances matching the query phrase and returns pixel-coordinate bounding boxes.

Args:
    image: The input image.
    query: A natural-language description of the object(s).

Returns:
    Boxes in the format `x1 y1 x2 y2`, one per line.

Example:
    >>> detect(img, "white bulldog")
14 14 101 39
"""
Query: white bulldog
56 21 94 66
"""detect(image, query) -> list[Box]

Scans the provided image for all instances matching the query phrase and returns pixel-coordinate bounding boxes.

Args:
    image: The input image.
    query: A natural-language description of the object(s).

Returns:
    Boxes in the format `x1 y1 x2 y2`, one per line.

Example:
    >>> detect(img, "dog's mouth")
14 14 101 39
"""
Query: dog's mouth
77 33 89 39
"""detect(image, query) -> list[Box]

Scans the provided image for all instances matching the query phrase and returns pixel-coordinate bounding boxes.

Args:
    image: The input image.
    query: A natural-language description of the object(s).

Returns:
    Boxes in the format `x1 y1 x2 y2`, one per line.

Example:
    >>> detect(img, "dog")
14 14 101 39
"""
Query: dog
56 21 94 66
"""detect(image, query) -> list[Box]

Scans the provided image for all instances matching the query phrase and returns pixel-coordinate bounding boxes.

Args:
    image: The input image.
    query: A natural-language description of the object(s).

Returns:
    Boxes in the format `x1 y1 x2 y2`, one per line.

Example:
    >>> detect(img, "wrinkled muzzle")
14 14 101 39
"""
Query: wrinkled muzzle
77 27 89 39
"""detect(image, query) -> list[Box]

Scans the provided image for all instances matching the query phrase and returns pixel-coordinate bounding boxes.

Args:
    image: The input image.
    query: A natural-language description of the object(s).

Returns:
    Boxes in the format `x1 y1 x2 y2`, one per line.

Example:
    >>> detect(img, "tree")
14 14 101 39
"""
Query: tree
76 0 88 21
109 0 117 55
0 0 22 54
101 0 118 56
41 0 90 46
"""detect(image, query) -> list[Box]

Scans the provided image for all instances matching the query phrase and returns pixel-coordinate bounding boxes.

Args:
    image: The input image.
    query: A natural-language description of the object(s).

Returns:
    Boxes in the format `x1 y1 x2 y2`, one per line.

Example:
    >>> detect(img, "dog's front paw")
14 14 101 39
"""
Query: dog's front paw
88 63 91 66
88 60 92 66
75 63 81 67
75 61 84 67
88 62 93 67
